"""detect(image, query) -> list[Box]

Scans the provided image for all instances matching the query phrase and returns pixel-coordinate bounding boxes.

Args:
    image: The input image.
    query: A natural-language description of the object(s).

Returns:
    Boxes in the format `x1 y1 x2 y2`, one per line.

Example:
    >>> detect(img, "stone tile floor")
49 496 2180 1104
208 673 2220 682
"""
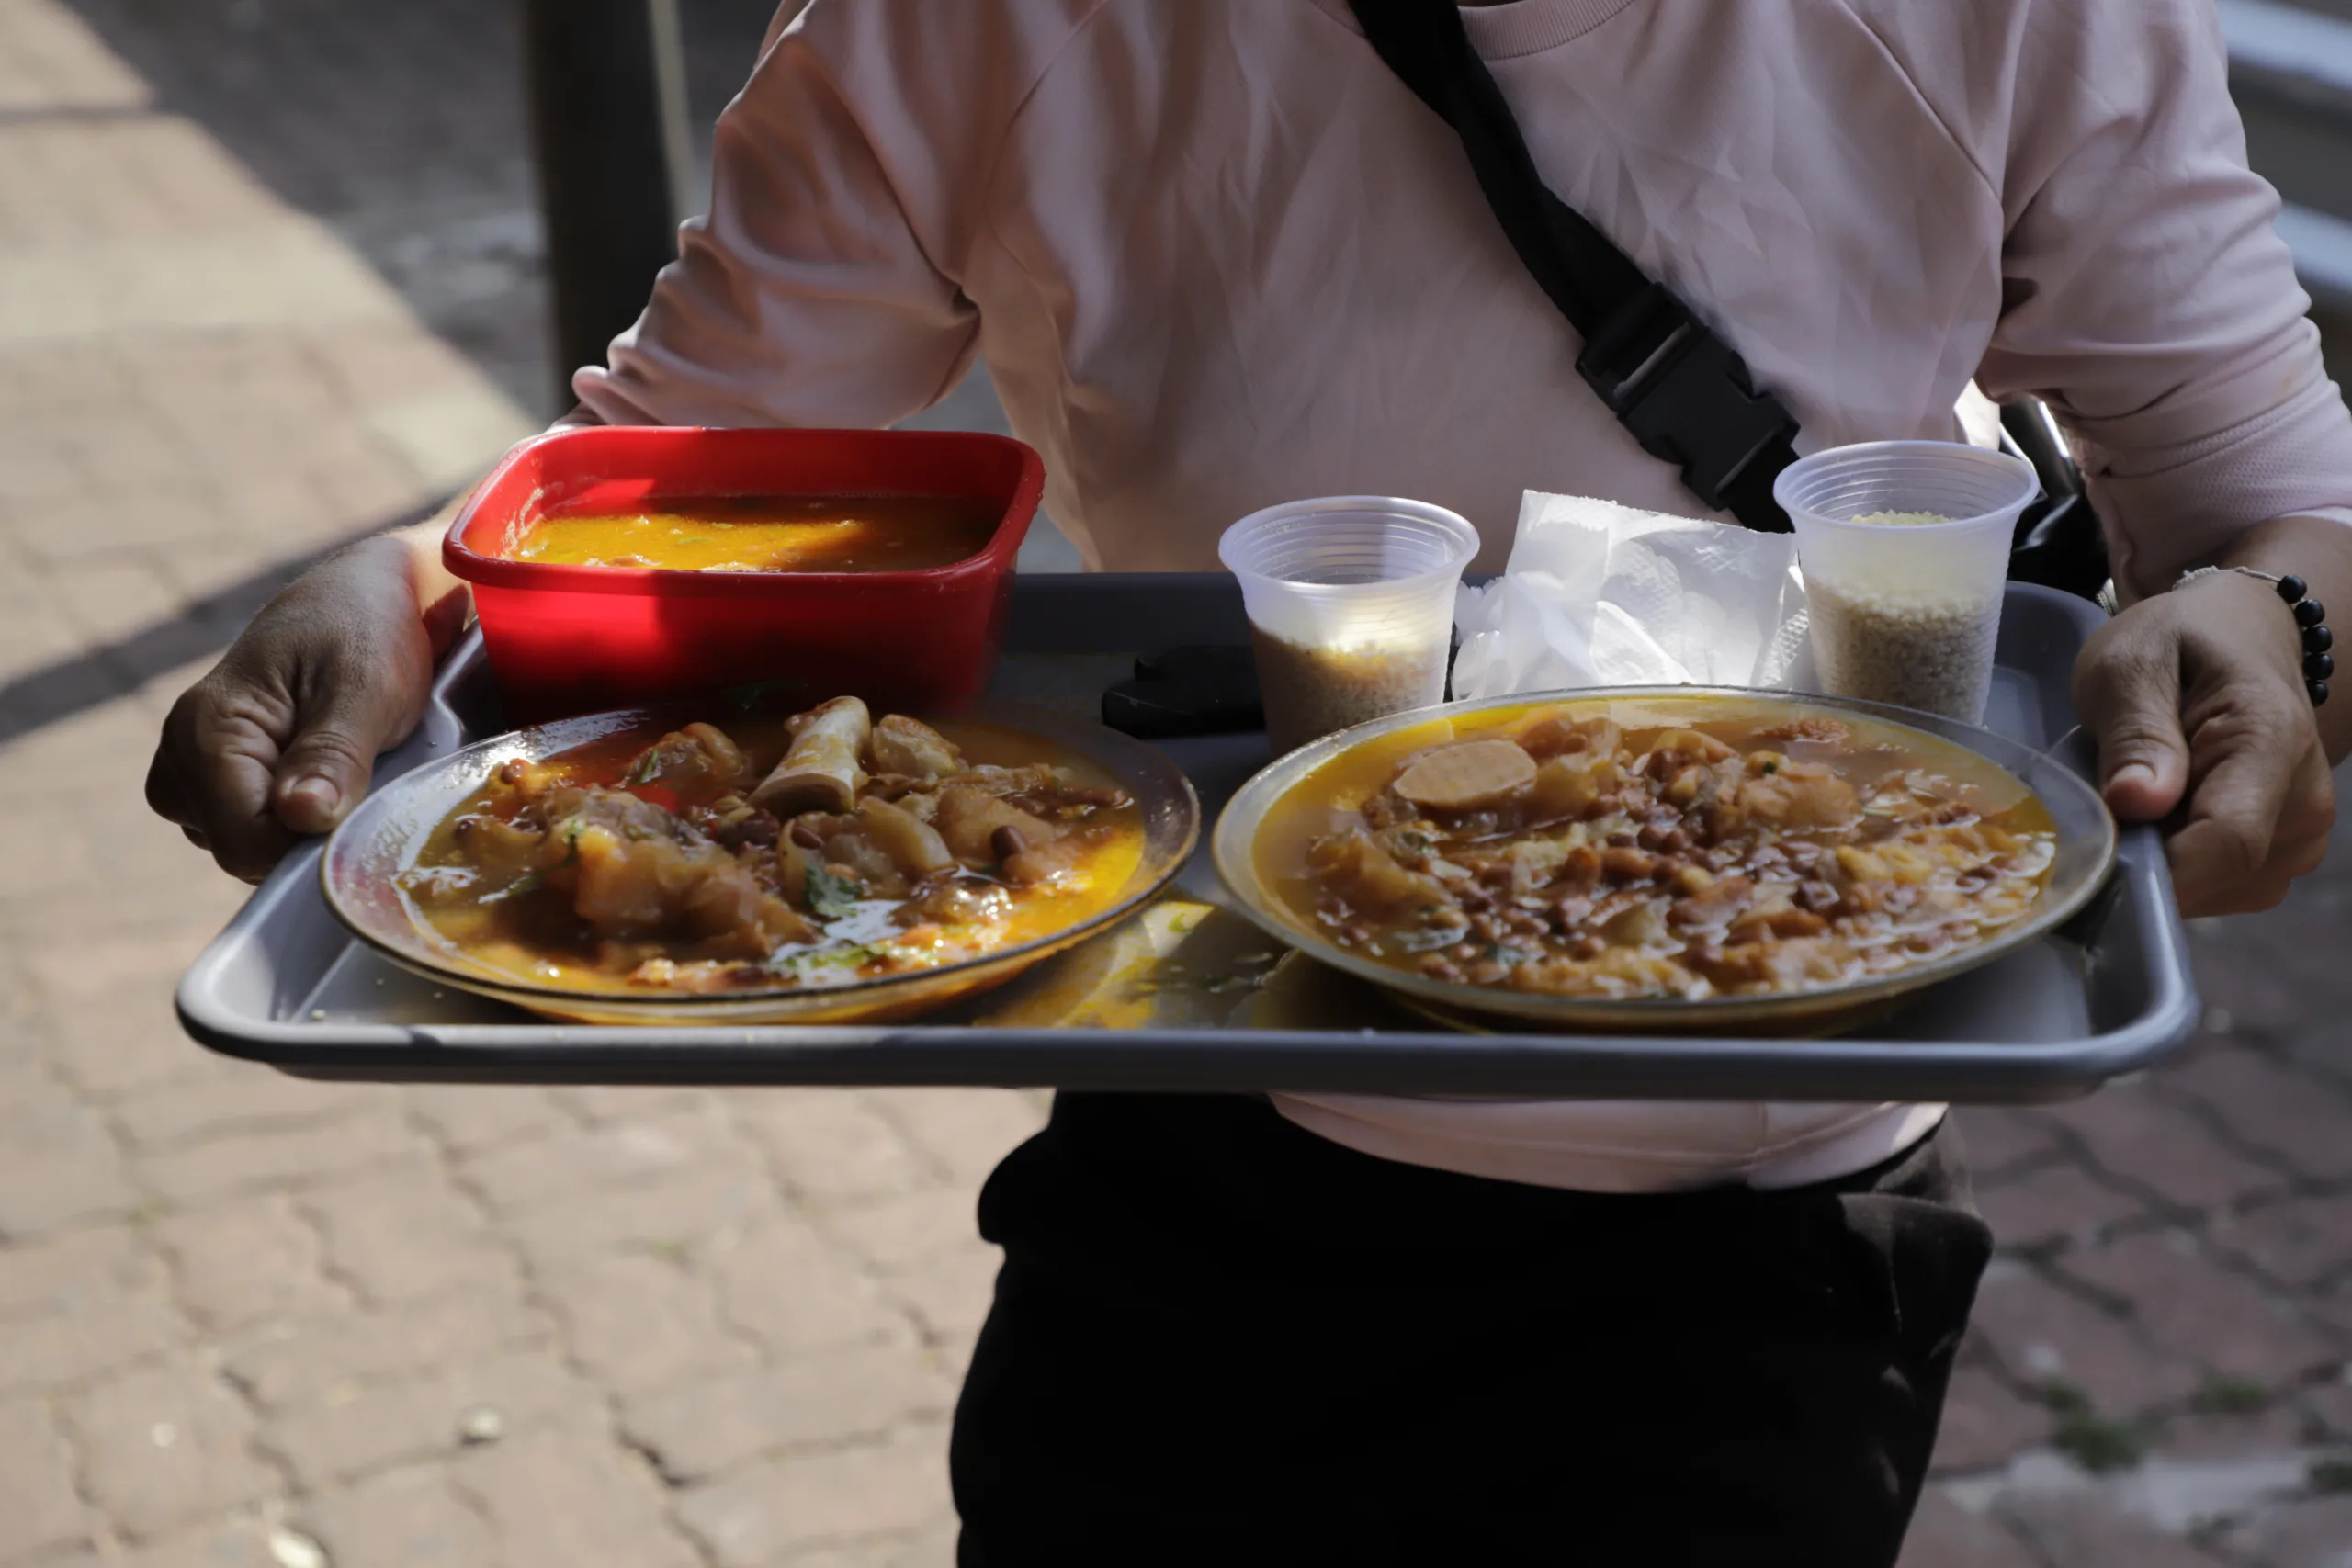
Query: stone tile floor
4 0 2352 1562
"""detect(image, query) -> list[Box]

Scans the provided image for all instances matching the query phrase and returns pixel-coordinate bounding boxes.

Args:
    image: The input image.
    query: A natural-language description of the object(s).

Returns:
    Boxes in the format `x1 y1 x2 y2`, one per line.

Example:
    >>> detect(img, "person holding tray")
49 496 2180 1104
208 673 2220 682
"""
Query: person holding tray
147 1 2351 1562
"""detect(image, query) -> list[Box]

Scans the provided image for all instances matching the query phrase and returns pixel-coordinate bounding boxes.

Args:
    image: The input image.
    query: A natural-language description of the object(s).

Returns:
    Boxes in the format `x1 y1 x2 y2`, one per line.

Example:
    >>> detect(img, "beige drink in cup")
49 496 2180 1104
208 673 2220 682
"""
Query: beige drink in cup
1218 497 1482 754
1773 441 2041 723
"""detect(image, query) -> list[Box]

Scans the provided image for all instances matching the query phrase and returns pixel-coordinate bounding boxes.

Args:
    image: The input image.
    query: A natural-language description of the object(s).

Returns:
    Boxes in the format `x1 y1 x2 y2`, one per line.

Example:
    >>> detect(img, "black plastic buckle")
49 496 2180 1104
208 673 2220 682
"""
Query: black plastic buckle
1576 282 1798 512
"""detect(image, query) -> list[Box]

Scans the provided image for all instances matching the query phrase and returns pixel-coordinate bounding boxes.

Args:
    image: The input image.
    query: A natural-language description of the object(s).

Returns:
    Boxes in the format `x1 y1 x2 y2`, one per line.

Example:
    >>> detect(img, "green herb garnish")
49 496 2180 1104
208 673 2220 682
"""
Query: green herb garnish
807 863 862 919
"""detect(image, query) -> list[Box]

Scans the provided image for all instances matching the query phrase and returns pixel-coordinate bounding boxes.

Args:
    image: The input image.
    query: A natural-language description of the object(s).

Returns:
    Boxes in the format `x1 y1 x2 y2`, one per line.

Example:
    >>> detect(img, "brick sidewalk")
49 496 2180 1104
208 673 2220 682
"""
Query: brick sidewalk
4 1 2352 1563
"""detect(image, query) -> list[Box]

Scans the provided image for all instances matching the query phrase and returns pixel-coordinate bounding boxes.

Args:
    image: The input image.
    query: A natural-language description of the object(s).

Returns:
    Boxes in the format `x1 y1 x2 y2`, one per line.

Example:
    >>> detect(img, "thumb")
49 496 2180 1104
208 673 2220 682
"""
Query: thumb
2074 628 2190 823
270 705 395 835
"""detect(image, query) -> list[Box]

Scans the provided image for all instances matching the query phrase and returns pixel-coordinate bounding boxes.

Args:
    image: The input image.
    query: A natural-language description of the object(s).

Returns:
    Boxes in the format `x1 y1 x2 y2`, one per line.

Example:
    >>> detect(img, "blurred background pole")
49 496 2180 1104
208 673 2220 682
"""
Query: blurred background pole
519 0 693 412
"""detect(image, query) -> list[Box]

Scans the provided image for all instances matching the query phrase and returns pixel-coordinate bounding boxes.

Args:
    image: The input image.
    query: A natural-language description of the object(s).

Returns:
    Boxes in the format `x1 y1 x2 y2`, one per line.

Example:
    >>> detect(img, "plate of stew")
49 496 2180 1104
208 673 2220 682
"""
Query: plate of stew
322 694 1198 1024
1214 688 2117 1032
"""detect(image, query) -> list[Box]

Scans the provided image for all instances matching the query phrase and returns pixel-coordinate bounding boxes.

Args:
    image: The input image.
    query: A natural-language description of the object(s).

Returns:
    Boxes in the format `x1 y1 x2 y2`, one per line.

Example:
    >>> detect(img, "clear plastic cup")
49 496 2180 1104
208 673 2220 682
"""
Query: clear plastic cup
1773 440 2039 723
1218 496 1482 754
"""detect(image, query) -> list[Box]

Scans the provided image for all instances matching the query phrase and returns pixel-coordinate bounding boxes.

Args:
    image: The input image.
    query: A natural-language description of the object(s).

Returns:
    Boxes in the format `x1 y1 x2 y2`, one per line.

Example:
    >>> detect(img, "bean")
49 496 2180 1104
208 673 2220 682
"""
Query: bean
787 820 824 850
715 811 780 851
1601 847 1656 882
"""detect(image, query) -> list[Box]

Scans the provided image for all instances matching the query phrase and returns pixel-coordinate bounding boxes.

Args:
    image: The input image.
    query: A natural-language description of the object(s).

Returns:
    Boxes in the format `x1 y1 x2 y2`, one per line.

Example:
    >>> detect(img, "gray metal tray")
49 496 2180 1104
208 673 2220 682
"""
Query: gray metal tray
176 575 2197 1102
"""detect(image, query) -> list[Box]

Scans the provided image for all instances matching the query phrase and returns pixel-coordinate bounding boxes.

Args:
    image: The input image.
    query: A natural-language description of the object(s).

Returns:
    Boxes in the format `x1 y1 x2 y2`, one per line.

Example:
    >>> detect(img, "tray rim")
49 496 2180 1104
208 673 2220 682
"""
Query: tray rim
175 575 2199 1102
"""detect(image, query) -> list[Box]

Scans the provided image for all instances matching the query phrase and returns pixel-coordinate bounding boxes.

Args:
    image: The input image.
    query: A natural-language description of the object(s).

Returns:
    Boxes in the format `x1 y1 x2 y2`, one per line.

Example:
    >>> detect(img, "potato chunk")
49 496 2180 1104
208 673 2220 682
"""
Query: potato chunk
854 795 956 876
1529 752 1618 818
1391 739 1537 811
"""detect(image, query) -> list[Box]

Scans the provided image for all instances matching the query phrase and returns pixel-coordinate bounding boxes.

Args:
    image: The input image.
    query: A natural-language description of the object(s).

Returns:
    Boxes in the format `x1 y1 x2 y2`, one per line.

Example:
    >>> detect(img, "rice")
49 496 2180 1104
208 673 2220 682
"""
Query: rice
1806 577 1999 722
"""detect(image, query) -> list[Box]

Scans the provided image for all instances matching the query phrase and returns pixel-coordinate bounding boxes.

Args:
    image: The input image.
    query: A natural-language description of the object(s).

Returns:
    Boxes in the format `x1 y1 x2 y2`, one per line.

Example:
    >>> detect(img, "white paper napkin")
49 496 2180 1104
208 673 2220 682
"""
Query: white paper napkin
1453 491 1816 699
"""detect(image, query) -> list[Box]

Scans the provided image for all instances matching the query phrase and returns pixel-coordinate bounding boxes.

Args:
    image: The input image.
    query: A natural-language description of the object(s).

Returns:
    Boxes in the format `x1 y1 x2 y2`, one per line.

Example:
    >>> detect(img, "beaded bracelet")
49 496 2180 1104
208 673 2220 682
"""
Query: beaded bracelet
2177 566 2333 706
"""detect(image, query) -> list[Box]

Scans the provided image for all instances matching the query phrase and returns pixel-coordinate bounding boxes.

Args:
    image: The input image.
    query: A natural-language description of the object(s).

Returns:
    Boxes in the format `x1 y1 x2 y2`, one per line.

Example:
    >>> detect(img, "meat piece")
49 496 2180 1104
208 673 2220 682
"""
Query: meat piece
622 723 748 795
1736 763 1858 829
545 787 814 952
1508 710 1598 761
1667 874 1756 931
819 831 908 897
1004 831 1094 886
1391 739 1538 812
750 697 870 816
934 784 1059 867
1686 938 1855 991
710 807 780 852
869 714 964 782
1754 716 1851 745
1598 898 1668 948
1645 728 1738 776
947 763 1062 799
1306 830 1449 909
451 813 546 882
1724 907 1828 943
906 877 1010 926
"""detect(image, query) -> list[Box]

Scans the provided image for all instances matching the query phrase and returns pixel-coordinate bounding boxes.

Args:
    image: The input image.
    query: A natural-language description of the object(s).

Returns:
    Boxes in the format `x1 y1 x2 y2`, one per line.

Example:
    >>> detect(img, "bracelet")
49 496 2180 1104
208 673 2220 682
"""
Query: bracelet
2177 566 2333 706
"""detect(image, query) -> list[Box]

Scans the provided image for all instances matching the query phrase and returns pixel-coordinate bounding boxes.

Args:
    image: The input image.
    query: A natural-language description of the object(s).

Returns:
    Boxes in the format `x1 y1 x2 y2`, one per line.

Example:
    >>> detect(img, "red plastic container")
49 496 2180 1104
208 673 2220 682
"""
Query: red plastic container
445 426 1044 721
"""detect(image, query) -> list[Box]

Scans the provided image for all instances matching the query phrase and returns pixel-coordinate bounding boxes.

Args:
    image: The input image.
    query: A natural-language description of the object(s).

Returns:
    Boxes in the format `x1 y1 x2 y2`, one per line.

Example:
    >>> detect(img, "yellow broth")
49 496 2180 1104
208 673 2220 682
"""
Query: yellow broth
399 707 1144 996
513 493 999 573
1256 694 2056 1001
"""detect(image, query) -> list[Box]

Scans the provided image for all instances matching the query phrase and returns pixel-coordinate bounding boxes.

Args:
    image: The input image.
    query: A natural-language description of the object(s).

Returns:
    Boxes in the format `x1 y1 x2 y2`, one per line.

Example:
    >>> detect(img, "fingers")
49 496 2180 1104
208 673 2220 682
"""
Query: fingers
2074 622 2190 822
268 642 430 836
271 718 379 836
2167 714 2329 918
156 683 300 882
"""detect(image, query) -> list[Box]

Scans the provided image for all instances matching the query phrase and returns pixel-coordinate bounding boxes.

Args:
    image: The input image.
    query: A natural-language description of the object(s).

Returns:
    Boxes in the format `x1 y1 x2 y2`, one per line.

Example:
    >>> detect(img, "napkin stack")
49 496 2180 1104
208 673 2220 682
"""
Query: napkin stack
1453 491 1815 700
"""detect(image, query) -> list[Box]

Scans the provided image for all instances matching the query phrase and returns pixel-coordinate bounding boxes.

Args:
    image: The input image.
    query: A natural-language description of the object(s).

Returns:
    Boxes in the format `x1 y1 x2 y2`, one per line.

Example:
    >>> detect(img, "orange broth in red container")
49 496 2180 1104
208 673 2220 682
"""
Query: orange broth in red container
445 427 1043 722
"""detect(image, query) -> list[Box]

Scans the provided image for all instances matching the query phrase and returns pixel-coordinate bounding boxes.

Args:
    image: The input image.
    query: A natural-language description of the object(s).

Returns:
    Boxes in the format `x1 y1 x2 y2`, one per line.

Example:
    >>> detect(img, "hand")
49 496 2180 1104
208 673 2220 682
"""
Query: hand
2074 570 2335 916
146 529 465 882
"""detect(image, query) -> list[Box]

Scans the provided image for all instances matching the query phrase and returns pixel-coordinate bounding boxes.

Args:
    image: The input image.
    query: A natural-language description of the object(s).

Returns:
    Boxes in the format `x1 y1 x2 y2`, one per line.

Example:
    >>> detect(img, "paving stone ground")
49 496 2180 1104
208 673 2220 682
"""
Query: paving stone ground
3 1 2351 1563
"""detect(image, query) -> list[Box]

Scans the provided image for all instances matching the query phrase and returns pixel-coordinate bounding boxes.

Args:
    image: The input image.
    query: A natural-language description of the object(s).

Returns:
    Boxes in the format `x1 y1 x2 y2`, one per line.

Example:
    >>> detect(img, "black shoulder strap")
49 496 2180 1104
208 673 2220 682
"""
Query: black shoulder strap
1347 0 1800 532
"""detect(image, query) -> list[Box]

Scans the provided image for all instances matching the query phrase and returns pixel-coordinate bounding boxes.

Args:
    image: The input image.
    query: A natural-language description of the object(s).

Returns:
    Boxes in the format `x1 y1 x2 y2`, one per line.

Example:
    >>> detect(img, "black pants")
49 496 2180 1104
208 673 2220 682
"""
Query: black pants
951 1093 1991 1568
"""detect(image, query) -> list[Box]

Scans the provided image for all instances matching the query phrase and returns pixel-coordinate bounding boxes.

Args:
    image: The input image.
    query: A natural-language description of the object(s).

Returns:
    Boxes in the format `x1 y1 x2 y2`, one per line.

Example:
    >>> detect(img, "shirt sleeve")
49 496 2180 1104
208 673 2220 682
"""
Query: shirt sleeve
571 1 1069 431
1972 0 2352 598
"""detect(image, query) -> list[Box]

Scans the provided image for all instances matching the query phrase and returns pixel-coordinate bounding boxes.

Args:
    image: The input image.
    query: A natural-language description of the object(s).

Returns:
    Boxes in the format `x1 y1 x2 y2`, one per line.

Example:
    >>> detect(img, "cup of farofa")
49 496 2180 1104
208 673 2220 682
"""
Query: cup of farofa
1774 440 2041 723
1218 497 1482 755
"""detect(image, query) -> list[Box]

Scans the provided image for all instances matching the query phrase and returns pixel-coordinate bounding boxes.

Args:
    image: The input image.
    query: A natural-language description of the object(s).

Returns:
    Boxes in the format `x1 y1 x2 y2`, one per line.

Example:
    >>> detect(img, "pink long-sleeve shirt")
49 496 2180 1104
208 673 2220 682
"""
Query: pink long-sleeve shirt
578 0 2352 1191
